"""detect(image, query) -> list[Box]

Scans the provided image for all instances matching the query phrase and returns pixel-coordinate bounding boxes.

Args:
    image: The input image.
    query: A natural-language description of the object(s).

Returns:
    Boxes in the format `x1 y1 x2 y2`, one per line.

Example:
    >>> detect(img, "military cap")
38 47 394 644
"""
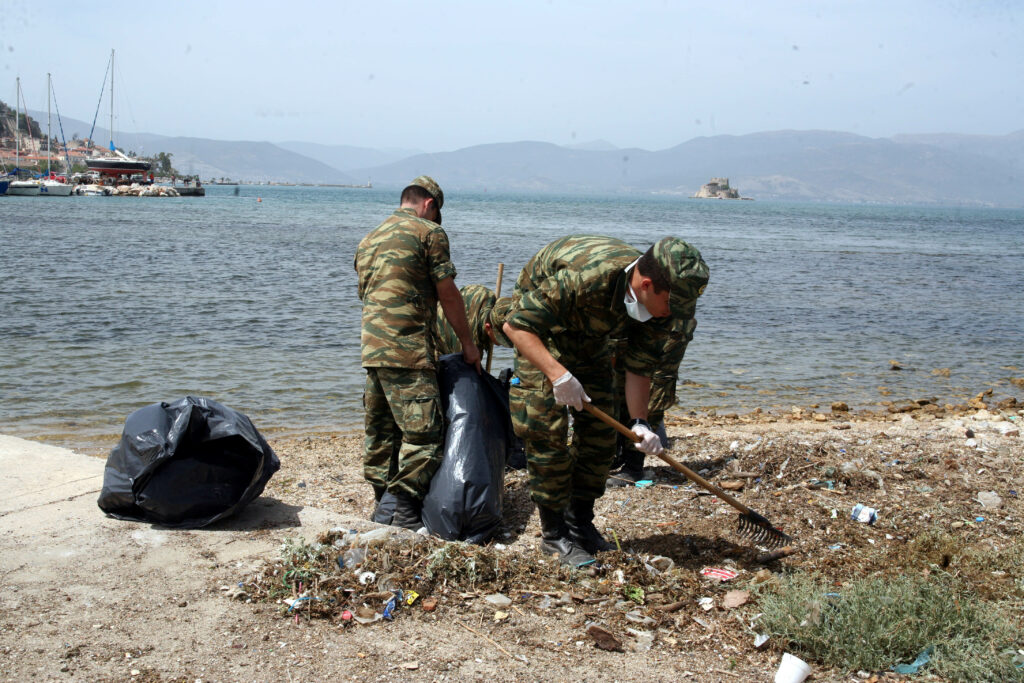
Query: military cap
652 237 709 318
410 175 444 210
488 296 513 348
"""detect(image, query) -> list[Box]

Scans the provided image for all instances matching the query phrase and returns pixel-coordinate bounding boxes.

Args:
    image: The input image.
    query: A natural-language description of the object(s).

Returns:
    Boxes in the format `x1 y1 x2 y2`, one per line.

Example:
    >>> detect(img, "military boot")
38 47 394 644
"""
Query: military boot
606 449 648 487
566 498 616 553
390 492 424 531
537 505 596 568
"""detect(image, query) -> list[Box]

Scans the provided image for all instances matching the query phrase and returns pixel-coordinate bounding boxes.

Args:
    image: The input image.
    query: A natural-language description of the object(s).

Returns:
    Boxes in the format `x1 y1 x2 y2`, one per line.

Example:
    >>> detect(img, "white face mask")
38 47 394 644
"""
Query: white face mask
624 260 653 322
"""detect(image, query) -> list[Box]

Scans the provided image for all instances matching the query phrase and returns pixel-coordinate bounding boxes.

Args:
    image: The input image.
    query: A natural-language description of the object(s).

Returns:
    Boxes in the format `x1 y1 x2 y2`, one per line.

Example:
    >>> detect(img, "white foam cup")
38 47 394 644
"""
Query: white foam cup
774 652 811 683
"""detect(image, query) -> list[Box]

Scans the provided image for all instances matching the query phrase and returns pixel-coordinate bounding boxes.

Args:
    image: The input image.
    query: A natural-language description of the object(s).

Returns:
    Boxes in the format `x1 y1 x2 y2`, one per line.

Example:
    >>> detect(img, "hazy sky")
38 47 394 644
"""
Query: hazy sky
2 1 1020 152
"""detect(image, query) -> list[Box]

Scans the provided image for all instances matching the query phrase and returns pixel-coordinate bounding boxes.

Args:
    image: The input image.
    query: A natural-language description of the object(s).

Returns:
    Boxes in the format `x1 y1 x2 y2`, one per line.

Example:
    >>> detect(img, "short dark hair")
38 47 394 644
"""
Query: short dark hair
401 184 435 206
637 246 671 293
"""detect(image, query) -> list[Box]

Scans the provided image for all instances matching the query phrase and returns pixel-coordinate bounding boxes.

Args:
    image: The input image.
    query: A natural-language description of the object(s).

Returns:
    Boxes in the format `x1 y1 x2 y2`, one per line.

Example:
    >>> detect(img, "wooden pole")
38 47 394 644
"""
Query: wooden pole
485 263 504 374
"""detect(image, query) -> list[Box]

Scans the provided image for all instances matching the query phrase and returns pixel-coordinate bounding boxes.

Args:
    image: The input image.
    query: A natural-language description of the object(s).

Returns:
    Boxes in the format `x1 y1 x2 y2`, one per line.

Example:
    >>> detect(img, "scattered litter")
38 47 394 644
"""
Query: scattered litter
626 628 654 652
624 611 656 626
850 504 878 525
775 652 811 683
357 571 376 585
484 593 512 608
635 480 654 489
421 597 438 612
977 491 1003 509
697 597 715 611
893 645 934 674
494 610 509 622
701 567 739 581
647 556 674 573
754 633 770 649
722 590 750 609
975 516 986 523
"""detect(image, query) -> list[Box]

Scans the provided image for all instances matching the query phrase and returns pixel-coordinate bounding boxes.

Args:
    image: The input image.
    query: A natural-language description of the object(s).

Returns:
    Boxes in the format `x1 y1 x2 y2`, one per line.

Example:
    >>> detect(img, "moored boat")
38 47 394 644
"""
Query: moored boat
38 73 74 197
84 50 152 182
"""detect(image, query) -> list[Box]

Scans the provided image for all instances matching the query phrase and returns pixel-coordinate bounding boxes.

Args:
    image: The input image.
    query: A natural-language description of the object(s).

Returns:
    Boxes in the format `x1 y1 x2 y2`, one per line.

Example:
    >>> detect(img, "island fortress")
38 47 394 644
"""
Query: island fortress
694 177 742 199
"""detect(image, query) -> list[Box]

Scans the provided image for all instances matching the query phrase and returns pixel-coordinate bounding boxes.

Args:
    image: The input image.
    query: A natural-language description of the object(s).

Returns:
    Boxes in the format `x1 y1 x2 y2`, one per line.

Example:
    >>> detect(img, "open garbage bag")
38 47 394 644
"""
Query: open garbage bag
374 354 513 543
98 396 280 528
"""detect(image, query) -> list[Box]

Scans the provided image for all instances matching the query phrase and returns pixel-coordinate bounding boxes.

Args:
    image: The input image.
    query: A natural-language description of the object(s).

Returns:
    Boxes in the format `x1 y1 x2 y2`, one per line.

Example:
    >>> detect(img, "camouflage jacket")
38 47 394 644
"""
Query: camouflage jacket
434 284 496 357
506 235 673 376
354 208 457 369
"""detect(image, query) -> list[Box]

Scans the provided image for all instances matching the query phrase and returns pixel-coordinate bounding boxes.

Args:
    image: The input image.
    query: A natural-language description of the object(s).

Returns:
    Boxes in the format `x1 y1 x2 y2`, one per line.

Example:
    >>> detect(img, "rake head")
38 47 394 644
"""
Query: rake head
736 511 792 548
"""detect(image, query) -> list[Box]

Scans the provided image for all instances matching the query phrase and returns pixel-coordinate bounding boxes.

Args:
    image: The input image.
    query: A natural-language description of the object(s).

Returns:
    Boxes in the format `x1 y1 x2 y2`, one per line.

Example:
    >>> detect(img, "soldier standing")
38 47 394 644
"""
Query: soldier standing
354 176 481 530
502 235 708 566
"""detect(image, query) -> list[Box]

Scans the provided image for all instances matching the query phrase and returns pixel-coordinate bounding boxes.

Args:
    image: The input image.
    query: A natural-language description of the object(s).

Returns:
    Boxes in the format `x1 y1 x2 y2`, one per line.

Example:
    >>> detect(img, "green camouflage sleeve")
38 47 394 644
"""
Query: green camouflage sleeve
426 227 457 284
506 268 581 338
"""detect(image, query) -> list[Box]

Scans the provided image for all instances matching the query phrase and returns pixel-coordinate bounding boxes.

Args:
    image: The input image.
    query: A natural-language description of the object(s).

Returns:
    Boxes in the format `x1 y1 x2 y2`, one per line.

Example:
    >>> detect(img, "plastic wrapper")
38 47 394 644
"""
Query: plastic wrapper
97 395 280 528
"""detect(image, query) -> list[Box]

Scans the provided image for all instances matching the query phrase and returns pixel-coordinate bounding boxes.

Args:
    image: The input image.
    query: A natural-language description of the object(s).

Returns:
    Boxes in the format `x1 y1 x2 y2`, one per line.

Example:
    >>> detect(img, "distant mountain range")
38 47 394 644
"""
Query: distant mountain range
19 107 1024 206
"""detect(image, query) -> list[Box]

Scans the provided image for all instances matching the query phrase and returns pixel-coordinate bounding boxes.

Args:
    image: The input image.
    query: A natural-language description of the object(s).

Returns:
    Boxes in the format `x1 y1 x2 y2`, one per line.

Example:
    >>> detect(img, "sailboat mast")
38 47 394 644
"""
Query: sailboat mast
15 76 20 166
47 73 52 176
109 49 115 153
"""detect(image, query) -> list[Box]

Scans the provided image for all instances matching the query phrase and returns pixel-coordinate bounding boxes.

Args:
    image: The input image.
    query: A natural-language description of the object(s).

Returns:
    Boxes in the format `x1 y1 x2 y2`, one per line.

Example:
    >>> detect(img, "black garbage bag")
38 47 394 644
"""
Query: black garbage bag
98 396 280 528
421 354 513 543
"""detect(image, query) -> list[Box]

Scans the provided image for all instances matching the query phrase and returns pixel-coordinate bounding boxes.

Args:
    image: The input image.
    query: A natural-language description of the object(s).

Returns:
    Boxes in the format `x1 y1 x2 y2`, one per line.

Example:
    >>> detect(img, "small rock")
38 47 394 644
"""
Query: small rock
494 611 509 622
587 624 623 652
720 480 744 491
996 423 1019 437
401 661 419 670
831 401 849 412
484 593 512 608
421 597 438 612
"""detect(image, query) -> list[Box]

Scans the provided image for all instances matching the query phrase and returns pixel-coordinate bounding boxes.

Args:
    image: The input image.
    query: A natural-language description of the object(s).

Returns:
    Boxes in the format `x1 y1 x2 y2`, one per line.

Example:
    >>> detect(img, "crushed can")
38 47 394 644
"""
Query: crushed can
850 503 877 524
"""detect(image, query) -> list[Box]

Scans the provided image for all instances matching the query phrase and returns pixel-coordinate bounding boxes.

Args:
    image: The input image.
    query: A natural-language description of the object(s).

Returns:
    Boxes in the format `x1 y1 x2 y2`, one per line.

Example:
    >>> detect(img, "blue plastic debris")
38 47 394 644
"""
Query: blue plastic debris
635 480 654 489
975 516 985 523
510 377 521 385
893 645 934 674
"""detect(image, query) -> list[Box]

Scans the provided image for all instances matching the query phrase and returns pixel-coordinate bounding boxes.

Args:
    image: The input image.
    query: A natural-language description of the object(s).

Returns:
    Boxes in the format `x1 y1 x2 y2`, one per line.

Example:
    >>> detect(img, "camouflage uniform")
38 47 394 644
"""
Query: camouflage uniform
354 205 455 499
505 235 676 510
434 284 496 357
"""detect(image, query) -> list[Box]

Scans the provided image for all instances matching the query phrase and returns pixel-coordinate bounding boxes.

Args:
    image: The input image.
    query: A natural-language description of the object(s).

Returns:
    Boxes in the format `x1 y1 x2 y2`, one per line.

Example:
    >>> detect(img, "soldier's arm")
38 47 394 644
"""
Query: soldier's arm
624 370 652 421
502 322 567 382
437 277 482 372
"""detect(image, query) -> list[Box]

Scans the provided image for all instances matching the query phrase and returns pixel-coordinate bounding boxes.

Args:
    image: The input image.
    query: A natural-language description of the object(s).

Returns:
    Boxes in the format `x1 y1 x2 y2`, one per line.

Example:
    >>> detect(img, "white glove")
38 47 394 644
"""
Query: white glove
551 371 591 411
631 420 664 455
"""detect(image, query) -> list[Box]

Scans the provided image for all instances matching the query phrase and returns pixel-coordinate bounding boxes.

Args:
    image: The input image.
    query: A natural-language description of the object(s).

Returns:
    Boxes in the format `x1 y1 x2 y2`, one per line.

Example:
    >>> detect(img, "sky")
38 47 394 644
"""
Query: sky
1 1 1021 153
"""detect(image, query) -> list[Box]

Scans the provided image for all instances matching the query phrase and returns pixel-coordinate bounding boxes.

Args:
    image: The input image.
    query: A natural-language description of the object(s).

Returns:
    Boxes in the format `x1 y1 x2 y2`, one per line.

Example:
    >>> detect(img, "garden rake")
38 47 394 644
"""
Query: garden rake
582 402 792 548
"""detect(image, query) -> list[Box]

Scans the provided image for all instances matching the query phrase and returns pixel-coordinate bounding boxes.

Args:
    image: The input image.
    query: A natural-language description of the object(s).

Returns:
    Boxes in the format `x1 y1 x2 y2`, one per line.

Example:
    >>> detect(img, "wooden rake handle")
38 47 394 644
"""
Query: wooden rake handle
581 402 755 516
485 263 505 375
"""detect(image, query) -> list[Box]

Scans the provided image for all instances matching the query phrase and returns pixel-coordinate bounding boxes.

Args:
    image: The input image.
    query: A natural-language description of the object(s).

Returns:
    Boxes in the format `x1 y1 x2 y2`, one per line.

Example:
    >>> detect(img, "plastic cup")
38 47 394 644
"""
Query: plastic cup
774 653 811 683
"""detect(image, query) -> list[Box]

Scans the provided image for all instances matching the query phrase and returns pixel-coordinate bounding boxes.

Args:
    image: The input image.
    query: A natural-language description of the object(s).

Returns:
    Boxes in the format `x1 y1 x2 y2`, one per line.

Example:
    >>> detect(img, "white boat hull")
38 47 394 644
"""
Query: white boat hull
7 180 41 196
39 180 74 196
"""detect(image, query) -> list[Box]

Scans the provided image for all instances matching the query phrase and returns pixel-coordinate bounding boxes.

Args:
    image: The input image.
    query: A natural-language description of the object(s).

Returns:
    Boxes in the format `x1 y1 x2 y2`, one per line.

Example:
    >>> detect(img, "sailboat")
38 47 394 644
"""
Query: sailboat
39 73 73 196
85 50 151 180
6 76 41 196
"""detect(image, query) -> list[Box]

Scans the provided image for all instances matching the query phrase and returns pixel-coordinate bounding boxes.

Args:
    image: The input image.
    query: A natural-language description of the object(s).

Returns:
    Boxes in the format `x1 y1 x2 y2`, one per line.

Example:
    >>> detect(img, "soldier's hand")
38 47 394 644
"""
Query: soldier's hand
462 342 483 374
630 419 664 455
552 371 591 411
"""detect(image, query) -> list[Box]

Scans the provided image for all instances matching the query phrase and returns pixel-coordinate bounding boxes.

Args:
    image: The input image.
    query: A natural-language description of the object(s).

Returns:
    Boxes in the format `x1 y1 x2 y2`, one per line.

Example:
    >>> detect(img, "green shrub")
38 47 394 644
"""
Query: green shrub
754 573 1023 681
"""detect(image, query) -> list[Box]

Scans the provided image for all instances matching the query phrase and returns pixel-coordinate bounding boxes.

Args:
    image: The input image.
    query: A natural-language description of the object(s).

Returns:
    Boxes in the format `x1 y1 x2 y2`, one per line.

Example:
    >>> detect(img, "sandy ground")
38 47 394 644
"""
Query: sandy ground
1 395 1021 682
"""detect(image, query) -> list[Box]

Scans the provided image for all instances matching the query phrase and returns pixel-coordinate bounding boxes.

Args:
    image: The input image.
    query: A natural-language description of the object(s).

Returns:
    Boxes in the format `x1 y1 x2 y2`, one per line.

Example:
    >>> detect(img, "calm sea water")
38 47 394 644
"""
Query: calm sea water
2 186 1022 453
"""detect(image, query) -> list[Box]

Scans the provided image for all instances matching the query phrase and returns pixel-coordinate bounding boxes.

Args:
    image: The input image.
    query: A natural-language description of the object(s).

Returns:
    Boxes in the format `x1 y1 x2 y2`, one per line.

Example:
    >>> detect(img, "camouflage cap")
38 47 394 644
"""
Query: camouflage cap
410 175 444 210
652 237 709 318
488 296 513 348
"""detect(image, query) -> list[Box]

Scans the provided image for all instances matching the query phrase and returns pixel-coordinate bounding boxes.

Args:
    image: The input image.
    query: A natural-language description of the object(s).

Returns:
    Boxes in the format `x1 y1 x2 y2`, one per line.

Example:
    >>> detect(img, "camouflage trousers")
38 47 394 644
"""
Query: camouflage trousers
362 367 444 499
509 340 616 510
